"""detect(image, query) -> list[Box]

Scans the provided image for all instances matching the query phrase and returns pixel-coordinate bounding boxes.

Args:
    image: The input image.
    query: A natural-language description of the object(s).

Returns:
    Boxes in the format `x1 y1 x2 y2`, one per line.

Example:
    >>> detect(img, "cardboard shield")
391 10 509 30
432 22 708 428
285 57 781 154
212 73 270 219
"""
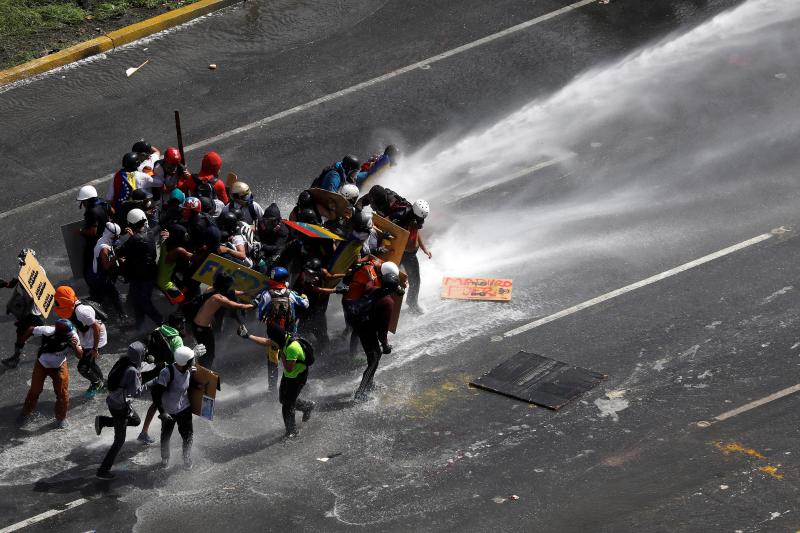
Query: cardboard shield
371 214 409 266
60 220 86 279
309 188 350 220
17 251 56 318
190 365 221 420
325 240 363 288
441 277 513 301
192 254 267 295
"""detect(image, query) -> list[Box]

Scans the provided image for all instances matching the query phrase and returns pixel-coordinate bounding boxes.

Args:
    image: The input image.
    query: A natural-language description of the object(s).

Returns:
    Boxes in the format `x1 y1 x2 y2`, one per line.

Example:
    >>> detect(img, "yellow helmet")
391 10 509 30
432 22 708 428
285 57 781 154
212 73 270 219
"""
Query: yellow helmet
230 181 251 200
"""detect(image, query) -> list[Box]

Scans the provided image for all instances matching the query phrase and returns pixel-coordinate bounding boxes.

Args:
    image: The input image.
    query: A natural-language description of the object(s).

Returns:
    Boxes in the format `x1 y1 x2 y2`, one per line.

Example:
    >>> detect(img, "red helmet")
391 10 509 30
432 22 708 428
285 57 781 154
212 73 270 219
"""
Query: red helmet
181 197 201 219
165 147 181 166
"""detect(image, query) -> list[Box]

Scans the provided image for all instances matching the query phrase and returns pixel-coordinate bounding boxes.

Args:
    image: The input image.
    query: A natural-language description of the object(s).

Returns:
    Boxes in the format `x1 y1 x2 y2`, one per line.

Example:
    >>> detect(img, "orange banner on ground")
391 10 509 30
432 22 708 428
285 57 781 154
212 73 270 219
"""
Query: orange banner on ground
440 277 513 302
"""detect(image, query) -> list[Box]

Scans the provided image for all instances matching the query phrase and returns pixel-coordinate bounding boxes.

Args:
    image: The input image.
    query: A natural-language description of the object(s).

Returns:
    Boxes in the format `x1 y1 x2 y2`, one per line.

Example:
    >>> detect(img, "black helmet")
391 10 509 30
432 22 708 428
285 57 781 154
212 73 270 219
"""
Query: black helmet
166 313 186 333
217 211 238 232
131 188 152 201
341 154 360 174
213 271 234 293
297 190 314 209
229 206 244 221
200 197 215 214
122 152 140 172
297 208 318 224
131 140 152 154
384 144 399 159
381 272 400 292
304 258 322 273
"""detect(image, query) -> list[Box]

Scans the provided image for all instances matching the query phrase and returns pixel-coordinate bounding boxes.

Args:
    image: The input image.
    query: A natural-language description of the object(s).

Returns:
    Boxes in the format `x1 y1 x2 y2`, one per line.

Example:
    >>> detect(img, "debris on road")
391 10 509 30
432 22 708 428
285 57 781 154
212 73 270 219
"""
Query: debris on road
126 59 149 77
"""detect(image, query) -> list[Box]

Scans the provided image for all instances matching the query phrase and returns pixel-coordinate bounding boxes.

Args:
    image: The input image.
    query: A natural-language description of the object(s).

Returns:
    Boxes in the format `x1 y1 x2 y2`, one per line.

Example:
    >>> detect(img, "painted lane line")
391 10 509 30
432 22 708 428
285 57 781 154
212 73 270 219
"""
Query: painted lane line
0 0 596 222
0 498 90 533
499 231 775 339
697 383 800 428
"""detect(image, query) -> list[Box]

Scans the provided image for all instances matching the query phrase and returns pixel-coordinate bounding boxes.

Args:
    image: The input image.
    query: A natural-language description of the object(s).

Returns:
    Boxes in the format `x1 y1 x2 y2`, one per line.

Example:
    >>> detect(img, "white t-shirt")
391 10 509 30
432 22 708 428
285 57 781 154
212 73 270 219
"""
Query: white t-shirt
74 304 108 349
33 326 80 368
156 364 192 415
138 151 161 173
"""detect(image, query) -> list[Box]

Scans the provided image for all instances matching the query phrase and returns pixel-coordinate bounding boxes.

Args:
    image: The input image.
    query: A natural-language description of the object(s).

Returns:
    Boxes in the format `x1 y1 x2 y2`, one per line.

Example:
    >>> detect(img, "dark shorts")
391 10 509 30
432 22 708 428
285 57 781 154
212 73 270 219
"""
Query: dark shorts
15 314 44 337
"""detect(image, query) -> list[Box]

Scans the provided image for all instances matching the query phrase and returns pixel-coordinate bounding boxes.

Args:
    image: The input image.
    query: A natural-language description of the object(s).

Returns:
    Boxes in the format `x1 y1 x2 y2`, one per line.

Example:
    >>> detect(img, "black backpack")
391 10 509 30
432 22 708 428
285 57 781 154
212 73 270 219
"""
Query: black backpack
107 358 134 392
289 335 315 367
310 165 337 189
195 176 219 200
78 299 109 322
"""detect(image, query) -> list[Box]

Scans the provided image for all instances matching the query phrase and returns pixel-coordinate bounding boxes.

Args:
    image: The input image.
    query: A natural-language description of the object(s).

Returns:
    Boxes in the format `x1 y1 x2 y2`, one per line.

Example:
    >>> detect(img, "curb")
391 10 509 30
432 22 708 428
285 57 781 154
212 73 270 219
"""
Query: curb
0 0 239 86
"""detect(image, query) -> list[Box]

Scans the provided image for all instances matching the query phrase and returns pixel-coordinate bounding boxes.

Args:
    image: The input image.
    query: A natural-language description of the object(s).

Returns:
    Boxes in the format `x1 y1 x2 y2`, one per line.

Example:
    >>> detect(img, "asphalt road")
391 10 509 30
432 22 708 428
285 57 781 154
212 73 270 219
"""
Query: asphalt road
3 0 800 531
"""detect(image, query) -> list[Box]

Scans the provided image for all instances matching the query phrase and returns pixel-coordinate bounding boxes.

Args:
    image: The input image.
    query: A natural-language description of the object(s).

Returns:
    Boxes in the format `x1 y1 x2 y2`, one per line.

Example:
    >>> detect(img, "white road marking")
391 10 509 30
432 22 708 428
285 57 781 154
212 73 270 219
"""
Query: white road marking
498 231 774 339
0 0 596 221
0 498 90 533
697 383 800 428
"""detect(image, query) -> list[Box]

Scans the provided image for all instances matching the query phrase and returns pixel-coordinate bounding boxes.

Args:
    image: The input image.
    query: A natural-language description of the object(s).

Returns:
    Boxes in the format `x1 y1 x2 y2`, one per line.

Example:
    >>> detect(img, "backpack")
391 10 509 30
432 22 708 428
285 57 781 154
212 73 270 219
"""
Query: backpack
106 357 134 392
78 299 109 322
147 327 181 364
181 290 216 324
266 289 294 330
310 165 337 189
289 335 315 367
195 176 219 200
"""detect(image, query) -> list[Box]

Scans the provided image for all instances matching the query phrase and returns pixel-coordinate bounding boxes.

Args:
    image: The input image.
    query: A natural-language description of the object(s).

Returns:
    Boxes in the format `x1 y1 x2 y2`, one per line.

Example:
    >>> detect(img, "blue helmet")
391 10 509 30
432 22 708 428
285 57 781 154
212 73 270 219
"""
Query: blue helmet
271 266 289 282
54 318 75 339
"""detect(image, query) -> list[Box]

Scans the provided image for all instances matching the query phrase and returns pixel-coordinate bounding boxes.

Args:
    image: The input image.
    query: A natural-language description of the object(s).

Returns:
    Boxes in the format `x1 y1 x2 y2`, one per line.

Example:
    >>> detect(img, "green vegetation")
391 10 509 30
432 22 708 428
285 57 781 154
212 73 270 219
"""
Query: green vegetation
0 0 198 69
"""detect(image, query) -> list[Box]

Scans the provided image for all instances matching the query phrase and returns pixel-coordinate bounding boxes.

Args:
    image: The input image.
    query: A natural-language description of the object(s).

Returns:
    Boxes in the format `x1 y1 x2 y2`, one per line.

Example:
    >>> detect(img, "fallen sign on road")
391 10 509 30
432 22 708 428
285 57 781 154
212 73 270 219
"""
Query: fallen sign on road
441 277 513 301
470 351 605 410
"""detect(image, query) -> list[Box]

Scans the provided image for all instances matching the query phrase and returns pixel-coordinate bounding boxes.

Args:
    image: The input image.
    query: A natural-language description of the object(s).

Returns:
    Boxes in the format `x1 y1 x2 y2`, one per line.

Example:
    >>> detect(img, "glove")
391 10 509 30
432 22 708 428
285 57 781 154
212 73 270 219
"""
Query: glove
193 344 207 357
335 285 349 294
382 343 393 355
237 324 250 338
159 413 173 423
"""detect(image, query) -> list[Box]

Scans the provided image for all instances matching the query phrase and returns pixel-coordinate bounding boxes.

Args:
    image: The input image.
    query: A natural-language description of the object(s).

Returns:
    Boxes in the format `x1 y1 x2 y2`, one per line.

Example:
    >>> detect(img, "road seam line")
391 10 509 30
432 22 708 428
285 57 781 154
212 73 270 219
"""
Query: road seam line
0 498 90 533
498 231 775 339
0 0 596 221
696 383 800 428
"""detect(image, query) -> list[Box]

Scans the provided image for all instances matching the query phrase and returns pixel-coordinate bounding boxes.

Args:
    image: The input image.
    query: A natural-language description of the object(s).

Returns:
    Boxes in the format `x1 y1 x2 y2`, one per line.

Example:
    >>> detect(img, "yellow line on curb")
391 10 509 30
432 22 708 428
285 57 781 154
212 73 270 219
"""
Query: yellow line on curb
0 0 239 86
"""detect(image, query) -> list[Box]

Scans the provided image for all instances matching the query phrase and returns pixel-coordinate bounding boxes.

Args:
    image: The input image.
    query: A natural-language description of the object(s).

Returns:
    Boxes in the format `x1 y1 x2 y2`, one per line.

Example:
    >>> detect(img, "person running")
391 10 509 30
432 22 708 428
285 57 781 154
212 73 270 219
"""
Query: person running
94 341 154 479
153 346 197 470
1 250 45 369
239 322 314 438
53 286 108 398
190 272 254 369
351 271 403 401
19 319 83 429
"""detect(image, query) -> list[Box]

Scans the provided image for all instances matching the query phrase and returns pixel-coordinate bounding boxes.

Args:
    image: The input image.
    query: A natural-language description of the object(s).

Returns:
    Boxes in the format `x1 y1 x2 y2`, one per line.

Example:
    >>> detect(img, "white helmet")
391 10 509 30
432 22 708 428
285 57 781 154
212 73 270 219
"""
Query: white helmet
77 185 98 202
380 261 399 277
340 184 360 203
174 346 195 366
126 208 147 225
104 221 121 238
412 199 430 219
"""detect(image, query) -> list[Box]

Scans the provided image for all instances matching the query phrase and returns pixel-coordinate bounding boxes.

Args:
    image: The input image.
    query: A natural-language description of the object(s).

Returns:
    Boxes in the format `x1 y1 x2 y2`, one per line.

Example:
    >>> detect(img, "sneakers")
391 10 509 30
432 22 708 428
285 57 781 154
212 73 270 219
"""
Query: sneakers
1 355 20 369
160 458 169 469
137 432 156 445
94 416 102 436
284 430 299 439
55 419 69 430
84 386 98 399
183 458 193 471
301 402 315 422
95 469 115 480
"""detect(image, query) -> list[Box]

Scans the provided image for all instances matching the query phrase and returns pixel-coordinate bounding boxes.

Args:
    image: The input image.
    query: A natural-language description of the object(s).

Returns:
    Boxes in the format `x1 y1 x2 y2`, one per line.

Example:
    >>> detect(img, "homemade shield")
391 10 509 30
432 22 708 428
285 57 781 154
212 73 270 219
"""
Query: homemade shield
60 220 85 279
17 251 56 318
372 214 409 266
470 351 605 410
190 365 221 421
441 277 513 301
309 188 350 220
283 219 343 240
192 254 267 295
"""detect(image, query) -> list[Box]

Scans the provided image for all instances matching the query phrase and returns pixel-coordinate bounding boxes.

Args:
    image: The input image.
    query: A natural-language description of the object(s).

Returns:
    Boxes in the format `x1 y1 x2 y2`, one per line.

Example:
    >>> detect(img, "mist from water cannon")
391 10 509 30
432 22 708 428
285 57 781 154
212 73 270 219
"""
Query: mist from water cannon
378 0 800 284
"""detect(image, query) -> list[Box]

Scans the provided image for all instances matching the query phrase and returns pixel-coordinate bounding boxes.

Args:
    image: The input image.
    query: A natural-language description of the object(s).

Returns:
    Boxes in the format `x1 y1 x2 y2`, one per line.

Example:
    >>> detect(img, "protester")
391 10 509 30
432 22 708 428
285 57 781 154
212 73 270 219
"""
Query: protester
239 322 314 438
77 185 110 279
312 155 361 192
116 208 163 329
153 346 197 469
95 341 154 479
87 222 126 320
53 285 108 398
396 199 432 314
19 319 83 429
107 152 164 211
1 250 45 369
